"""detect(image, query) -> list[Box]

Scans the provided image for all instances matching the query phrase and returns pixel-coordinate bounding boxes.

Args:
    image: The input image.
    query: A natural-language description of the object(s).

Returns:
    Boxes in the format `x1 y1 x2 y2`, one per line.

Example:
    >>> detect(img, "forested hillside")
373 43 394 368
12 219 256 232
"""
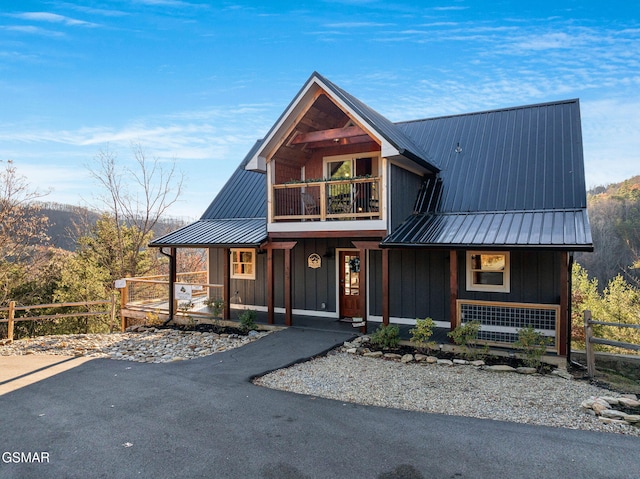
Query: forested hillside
38 202 191 252
575 175 640 288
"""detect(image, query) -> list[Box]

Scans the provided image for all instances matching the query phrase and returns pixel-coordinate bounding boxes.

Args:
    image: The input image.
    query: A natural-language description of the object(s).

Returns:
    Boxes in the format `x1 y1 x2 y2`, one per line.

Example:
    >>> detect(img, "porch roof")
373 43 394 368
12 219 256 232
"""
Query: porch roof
381 209 593 251
149 218 267 248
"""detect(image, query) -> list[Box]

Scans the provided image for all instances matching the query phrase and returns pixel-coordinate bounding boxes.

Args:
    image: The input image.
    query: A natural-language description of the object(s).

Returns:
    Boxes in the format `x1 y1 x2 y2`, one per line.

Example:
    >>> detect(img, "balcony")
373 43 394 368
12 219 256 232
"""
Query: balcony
272 177 381 222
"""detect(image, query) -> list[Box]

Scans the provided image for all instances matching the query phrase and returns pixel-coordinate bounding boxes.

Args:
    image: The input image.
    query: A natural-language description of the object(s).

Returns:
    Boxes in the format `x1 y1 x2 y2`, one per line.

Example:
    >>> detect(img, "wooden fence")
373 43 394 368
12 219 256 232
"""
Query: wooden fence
0 295 118 342
583 309 640 377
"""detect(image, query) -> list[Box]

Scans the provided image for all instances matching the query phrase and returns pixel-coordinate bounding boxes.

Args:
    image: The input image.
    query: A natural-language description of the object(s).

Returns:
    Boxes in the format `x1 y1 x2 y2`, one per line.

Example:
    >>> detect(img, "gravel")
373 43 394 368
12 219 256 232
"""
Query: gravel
254 351 640 437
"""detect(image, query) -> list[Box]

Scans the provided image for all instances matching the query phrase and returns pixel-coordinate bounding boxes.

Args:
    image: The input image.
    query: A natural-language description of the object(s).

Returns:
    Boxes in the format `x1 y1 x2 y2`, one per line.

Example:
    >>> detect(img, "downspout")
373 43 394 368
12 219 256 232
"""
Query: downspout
160 247 177 324
567 252 574 365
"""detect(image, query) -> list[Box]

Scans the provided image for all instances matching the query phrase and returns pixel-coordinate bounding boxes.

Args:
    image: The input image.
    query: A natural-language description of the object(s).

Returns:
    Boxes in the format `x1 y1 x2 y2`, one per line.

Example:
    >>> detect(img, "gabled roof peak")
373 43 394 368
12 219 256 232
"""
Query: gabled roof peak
245 72 439 174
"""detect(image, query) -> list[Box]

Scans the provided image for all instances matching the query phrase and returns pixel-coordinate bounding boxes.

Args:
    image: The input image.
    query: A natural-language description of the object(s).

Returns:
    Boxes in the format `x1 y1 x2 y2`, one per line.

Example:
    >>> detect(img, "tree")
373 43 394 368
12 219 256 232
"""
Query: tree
86 143 184 279
0 160 50 303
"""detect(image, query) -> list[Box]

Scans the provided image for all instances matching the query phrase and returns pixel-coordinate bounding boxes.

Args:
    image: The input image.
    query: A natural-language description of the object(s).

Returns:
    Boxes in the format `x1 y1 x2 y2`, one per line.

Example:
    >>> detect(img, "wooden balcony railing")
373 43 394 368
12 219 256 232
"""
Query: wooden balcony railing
272 177 381 222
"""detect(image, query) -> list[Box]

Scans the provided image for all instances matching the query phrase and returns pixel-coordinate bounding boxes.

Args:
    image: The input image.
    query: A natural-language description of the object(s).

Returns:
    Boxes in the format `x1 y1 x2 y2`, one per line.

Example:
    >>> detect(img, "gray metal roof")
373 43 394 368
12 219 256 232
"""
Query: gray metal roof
152 78 591 251
382 209 592 250
316 72 439 173
383 99 592 250
200 140 267 220
150 218 266 248
150 141 268 248
396 99 587 213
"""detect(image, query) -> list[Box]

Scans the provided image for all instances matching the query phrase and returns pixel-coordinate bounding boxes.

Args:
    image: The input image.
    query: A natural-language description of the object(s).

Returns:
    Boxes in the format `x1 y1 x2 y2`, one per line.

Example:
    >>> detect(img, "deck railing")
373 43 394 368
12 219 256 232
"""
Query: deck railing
118 272 224 328
272 177 381 222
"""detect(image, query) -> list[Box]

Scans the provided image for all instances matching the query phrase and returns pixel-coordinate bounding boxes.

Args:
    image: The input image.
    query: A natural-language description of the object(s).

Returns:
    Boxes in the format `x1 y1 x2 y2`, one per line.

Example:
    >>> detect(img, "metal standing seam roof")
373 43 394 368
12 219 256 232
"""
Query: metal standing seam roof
151 78 592 251
382 209 592 250
382 99 593 250
150 140 268 248
315 73 439 173
149 218 267 248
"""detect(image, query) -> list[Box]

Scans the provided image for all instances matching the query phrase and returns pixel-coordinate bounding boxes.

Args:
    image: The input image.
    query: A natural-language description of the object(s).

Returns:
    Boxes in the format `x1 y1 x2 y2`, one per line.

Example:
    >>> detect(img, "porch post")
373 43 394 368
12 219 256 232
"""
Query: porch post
223 248 231 320
284 248 292 326
449 249 458 330
382 248 389 326
357 245 367 333
559 251 569 357
169 247 177 321
267 245 274 325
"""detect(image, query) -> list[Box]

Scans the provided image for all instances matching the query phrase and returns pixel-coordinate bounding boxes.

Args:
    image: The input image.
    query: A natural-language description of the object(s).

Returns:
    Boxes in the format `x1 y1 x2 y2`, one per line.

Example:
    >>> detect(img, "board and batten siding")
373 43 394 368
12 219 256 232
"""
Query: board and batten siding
369 249 450 324
389 164 423 232
456 250 562 304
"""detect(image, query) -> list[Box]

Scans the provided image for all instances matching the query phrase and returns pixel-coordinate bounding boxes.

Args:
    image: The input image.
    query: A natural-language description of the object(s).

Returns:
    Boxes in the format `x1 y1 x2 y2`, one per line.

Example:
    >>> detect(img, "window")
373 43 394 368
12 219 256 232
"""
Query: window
325 156 373 180
231 249 256 280
466 251 510 293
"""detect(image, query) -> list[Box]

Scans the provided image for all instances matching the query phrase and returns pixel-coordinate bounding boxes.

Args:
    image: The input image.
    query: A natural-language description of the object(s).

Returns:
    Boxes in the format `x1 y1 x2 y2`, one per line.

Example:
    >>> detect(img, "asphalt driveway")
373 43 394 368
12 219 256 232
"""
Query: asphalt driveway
0 327 638 479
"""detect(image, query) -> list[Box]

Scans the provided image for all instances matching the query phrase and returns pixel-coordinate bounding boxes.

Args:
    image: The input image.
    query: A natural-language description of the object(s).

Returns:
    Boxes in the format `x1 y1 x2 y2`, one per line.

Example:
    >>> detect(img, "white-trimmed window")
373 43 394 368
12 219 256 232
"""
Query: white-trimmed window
466 251 510 293
231 249 256 280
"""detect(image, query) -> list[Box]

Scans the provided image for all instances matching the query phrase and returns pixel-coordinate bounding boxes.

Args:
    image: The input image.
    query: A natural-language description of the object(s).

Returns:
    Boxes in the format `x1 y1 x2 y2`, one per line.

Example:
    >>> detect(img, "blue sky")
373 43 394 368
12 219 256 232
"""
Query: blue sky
1 0 639 219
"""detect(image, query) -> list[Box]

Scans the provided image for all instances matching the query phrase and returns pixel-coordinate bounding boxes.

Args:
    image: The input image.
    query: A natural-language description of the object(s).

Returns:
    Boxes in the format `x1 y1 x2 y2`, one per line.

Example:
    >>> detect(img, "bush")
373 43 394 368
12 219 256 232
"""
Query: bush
409 317 436 352
514 326 551 369
370 324 400 349
238 309 257 332
448 320 486 360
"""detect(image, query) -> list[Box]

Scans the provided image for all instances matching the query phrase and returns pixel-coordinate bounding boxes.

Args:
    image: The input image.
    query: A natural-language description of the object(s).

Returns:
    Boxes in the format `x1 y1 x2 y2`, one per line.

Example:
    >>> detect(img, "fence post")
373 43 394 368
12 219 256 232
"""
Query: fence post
109 292 118 333
584 309 595 378
118 282 128 332
8 301 15 342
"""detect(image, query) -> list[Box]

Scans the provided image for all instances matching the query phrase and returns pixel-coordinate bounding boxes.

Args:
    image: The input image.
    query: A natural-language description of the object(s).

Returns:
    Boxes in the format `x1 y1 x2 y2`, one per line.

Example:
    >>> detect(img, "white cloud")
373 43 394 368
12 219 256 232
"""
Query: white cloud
8 12 98 27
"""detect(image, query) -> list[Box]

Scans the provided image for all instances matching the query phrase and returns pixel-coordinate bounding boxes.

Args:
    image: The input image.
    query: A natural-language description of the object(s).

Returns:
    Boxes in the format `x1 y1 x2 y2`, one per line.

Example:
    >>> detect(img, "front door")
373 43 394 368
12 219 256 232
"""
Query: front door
339 250 361 318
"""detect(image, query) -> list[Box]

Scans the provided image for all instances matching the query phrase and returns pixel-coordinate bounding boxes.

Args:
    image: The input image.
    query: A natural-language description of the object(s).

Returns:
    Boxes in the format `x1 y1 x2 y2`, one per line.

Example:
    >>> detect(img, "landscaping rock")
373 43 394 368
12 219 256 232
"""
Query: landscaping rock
436 359 453 366
383 353 402 360
401 354 414 364
453 359 469 365
516 367 537 375
551 369 573 380
484 365 516 373
363 351 383 358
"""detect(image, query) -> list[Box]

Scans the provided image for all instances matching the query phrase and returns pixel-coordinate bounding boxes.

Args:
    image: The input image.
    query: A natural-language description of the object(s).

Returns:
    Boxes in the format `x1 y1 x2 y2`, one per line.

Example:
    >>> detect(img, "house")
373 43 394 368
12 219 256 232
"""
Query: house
150 72 593 358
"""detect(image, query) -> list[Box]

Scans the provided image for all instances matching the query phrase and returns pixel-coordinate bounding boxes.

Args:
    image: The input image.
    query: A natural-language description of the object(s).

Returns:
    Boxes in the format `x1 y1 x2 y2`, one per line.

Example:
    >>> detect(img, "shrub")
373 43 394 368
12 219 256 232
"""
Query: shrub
514 326 551 369
238 309 257 332
409 317 437 352
205 297 224 317
448 320 486 360
370 324 400 349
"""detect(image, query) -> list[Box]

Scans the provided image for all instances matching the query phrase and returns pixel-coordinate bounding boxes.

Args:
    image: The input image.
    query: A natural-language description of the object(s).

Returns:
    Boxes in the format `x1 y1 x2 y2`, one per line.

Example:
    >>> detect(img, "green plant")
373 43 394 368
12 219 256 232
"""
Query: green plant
205 297 224 317
409 317 437 352
514 326 551 369
370 324 400 349
447 320 486 360
238 309 258 332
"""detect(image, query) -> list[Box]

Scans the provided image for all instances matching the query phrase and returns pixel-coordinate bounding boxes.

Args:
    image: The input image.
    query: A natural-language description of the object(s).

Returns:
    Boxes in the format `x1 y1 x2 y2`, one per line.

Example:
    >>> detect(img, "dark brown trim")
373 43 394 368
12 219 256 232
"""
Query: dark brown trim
223 248 231 320
269 230 386 240
352 241 382 250
284 248 292 326
449 250 458 330
382 248 389 326
267 247 274 325
263 241 297 326
559 251 569 357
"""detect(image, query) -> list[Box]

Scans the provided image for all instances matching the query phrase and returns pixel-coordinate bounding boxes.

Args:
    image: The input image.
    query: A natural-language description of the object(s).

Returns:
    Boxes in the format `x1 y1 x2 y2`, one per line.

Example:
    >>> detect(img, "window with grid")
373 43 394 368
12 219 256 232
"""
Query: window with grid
466 251 510 293
231 249 255 280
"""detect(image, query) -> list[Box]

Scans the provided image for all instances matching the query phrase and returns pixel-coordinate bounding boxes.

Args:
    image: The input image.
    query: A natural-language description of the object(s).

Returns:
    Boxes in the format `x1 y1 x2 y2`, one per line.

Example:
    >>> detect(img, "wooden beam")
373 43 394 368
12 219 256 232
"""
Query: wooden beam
223 248 231 321
264 241 297 325
449 250 458 330
299 135 373 149
382 248 389 326
291 125 367 145
267 247 274 325
284 248 292 326
269 230 386 240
